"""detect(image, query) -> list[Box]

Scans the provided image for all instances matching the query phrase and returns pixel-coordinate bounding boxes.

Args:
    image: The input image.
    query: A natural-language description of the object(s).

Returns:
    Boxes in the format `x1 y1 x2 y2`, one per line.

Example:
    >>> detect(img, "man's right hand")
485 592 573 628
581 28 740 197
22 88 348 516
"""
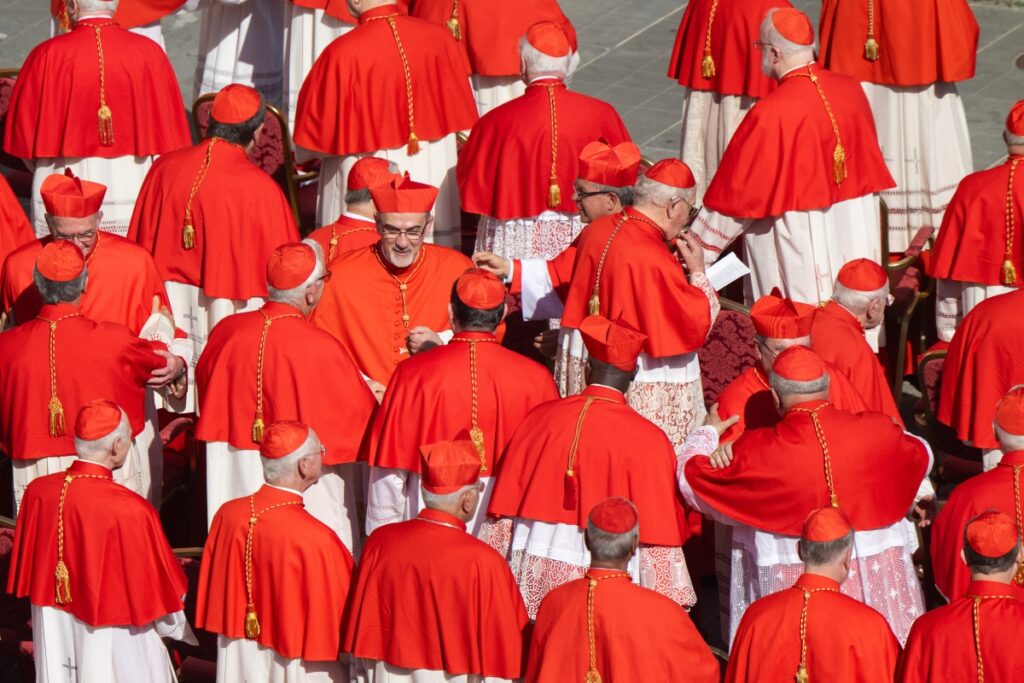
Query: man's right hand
704 403 739 437
472 252 511 281
533 328 559 360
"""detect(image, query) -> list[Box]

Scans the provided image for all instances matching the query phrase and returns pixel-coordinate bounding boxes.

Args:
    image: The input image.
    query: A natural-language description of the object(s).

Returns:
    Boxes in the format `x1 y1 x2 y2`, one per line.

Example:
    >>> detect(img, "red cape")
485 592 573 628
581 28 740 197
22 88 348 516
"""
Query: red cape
293 4 477 155
559 208 713 358
196 485 353 661
306 214 380 264
528 569 719 682
50 0 188 30
666 0 790 98
0 174 32 269
937 288 1024 449
7 460 186 626
819 0 978 86
366 330 558 471
342 508 529 677
457 81 631 219
727 574 899 682
703 63 894 218
930 156 1024 286
195 301 377 462
4 19 189 159
128 140 300 300
488 385 691 547
686 400 927 535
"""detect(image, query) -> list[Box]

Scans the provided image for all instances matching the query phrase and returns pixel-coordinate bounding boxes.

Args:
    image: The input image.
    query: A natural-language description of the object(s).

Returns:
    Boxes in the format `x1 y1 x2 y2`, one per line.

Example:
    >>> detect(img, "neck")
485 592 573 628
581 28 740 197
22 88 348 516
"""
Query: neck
1009 146 1024 158
356 0 394 15
590 558 630 572
78 455 115 471
783 393 830 411
630 205 669 234
832 299 869 328
972 569 1017 585
347 203 376 221
803 563 846 584
266 476 307 494
777 55 815 80
76 12 115 21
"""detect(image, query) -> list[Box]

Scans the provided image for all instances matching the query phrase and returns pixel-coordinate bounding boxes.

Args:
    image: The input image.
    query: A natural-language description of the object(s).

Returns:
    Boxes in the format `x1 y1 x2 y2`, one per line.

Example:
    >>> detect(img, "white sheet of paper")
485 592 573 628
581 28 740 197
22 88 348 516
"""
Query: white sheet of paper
705 252 750 292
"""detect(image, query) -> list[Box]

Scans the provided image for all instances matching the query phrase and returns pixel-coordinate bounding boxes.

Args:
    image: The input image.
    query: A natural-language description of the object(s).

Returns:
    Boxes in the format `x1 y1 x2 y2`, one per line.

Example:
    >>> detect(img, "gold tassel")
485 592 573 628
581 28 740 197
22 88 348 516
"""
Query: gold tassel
182 222 196 250
795 664 809 683
244 604 261 639
1002 259 1018 286
832 143 847 185
407 132 420 156
469 425 486 471
1015 561 1024 586
585 670 602 683
548 178 562 209
446 15 461 40
54 560 72 605
97 105 114 147
588 294 600 316
48 396 66 438
864 38 879 62
251 413 265 443
701 53 716 79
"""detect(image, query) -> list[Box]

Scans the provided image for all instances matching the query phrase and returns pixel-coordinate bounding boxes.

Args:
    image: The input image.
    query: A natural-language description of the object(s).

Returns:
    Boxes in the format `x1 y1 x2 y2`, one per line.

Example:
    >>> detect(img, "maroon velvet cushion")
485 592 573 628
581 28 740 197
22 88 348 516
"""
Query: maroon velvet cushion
920 353 944 418
698 308 757 407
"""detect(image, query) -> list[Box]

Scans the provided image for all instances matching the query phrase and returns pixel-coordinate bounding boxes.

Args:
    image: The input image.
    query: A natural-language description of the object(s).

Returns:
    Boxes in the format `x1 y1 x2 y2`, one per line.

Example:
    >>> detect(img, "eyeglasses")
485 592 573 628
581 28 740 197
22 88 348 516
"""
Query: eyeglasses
317 270 333 284
54 229 97 244
380 227 426 241
574 188 612 202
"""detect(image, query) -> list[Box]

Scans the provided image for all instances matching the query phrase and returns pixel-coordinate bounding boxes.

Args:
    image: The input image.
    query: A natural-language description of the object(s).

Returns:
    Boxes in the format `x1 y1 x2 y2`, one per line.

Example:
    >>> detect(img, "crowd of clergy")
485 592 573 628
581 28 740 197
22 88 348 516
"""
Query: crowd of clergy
0 0 1022 680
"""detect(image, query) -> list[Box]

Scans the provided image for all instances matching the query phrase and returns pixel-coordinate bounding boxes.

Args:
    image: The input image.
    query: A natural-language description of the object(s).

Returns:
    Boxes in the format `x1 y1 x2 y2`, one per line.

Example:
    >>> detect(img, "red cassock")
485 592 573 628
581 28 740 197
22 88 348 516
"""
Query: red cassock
8 459 186 625
366 330 558 471
342 508 529 677
931 155 1024 286
1 233 171 332
488 385 691 547
666 0 790 98
716 362 869 444
310 243 474 385
930 450 1024 602
818 0 978 86
726 573 900 683
195 301 376 462
897 581 1024 682
409 0 570 76
528 568 719 682
4 19 189 160
293 4 478 156
703 64 894 219
306 214 380 264
0 303 164 460
686 400 927 536
0 175 32 269
559 207 713 357
457 80 631 219
938 289 1024 450
50 0 188 30
127 141 300 300
196 484 353 661
811 301 903 426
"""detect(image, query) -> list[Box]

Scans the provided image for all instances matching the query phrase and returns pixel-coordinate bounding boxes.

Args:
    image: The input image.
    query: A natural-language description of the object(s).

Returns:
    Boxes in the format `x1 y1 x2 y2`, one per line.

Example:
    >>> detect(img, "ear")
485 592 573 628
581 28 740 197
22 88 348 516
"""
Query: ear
960 548 967 565
501 302 509 322
447 302 455 326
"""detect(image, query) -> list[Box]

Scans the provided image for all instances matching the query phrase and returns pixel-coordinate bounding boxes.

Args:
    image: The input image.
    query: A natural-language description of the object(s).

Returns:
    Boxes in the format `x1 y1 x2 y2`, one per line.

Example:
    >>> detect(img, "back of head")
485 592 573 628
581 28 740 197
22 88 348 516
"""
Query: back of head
345 157 401 207
633 159 697 210
259 421 320 486
266 241 322 308
519 22 573 81
207 84 266 147
995 386 1024 453
420 436 481 521
33 240 88 304
75 0 119 14
832 259 889 316
798 507 854 571
586 497 639 563
74 400 131 464
760 8 816 60
769 345 831 405
1005 100 1024 149
579 315 646 392
450 268 505 332
963 511 1022 577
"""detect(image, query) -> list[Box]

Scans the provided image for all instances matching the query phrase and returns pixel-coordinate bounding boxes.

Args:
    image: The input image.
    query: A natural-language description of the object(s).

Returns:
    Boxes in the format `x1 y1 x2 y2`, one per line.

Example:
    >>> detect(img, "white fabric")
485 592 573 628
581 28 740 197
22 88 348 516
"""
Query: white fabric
365 467 494 537
678 87 757 205
474 211 581 260
137 390 163 506
205 441 266 527
283 5 355 133
30 156 154 238
302 463 363 556
861 82 972 253
315 139 461 247
519 258 563 321
983 448 1004 472
470 74 526 117
354 658 517 683
217 635 348 682
13 443 145 514
194 0 285 105
935 278 1014 343
48 18 166 51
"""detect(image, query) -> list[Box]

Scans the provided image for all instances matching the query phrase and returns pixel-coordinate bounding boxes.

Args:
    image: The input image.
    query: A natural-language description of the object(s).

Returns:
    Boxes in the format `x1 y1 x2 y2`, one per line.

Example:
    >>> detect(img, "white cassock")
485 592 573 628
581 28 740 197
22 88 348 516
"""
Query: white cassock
934 279 1014 343
353 658 516 683
675 425 933 646
861 82 972 253
282 6 355 134
365 469 494 538
216 636 348 683
194 0 285 105
678 88 757 204
471 75 525 117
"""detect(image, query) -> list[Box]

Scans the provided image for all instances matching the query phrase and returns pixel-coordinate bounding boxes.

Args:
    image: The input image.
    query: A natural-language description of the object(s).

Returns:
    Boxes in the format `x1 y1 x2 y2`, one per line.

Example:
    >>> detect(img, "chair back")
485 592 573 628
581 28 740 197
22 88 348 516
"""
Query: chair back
697 298 757 408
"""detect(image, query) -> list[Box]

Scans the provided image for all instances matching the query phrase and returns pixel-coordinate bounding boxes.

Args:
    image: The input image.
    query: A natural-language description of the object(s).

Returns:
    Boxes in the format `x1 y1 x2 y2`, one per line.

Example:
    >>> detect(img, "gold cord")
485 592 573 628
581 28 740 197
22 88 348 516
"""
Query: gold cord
864 0 879 61
790 66 847 185
563 395 617 509
790 403 839 508
584 572 631 683
1011 464 1024 585
181 139 218 250
451 336 499 471
446 0 461 40
368 15 420 155
969 593 1016 683
327 226 377 262
373 245 426 331
701 0 720 79
243 494 303 639
54 472 110 604
252 310 302 442
796 586 839 682
545 84 562 209
89 23 117 146
36 312 82 437
1002 158 1020 285
588 212 631 316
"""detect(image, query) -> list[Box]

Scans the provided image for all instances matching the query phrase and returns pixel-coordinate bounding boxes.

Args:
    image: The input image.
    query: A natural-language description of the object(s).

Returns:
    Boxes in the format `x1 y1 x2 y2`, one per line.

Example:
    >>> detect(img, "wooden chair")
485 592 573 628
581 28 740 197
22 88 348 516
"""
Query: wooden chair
697 297 757 408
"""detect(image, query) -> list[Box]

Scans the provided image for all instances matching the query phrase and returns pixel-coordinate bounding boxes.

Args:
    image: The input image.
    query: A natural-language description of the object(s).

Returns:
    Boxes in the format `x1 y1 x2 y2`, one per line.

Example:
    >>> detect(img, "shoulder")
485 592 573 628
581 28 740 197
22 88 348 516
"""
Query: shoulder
98 234 158 264
5 238 44 268
425 244 473 271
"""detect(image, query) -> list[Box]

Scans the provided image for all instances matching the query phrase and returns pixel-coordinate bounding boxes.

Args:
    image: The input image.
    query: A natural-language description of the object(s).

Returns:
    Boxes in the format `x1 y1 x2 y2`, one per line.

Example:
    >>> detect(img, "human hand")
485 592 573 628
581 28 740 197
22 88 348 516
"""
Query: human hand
674 232 706 275
910 496 936 528
368 379 386 403
472 252 511 280
147 350 185 388
704 403 739 437
709 443 734 469
406 326 442 355
533 328 559 360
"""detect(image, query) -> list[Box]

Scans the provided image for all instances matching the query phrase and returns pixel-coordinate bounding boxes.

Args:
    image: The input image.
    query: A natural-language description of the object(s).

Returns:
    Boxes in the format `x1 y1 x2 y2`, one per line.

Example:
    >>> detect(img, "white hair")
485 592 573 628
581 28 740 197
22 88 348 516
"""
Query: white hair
421 483 476 511
633 176 695 207
518 37 572 81
267 241 325 306
74 0 119 13
760 8 815 56
74 410 131 459
1005 131 1024 147
832 281 889 315
261 429 319 483
586 521 638 561
770 371 831 397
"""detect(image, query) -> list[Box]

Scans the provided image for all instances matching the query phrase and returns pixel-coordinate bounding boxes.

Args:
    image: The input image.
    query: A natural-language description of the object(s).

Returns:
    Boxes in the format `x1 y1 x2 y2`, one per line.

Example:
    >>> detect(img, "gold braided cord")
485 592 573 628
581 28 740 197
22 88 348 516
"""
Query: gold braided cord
451 336 499 471
181 138 218 250
864 0 879 61
252 310 302 442
89 22 117 146
584 572 630 683
701 0 720 79
54 472 109 605
373 245 426 331
1002 158 1021 285
565 395 617 479
790 67 847 185
795 586 839 682
588 212 631 316
545 84 562 209
1012 465 1024 586
243 494 303 639
327 226 377 262
369 15 420 155
968 593 1015 683
446 0 461 40
790 403 839 508
36 312 81 437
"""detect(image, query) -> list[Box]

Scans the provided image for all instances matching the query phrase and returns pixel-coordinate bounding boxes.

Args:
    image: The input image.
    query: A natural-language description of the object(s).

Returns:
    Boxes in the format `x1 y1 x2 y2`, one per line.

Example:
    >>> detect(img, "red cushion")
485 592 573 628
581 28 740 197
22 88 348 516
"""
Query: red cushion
697 308 758 407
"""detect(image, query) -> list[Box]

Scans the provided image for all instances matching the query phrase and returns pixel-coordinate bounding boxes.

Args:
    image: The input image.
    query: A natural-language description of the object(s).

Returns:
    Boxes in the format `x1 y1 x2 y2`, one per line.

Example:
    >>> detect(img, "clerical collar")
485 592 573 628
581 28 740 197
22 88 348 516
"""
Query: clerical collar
794 573 840 591
966 580 1024 600
265 482 304 498
38 302 81 319
72 458 111 472
528 76 564 86
359 4 403 23
416 507 467 531
997 451 1024 467
582 384 627 404
787 398 831 413
343 210 374 224
780 60 816 80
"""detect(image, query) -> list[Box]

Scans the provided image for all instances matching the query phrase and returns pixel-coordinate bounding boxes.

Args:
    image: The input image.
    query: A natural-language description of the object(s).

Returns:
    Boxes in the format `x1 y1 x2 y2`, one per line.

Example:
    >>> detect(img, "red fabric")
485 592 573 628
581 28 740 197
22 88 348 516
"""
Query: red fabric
259 421 310 459
7 459 186 626
310 244 473 385
0 174 32 269
667 0 790 98
589 498 637 534
528 569 719 683
559 208 714 358
74 399 122 440
50 0 189 30
342 508 529 677
40 170 105 218
697 307 758 407
0 303 163 460
726 574 899 682
293 5 477 156
307 214 379 263
750 291 815 338
348 156 400 191
818 0 978 86
771 8 813 45
578 140 641 188
703 64 894 219
370 175 438 213
195 301 377 462
4 19 189 159
1009 100 1024 136
996 388 1024 434
456 268 504 309
1 233 172 332
966 510 1019 557
210 84 261 124
811 301 903 426
35 240 84 281
197 485 353 660
457 82 630 219
366 331 558 472
420 437 479 493
578 315 646 371
644 158 695 189
930 156 1024 286
487 385 692 547
266 243 316 289
525 21 570 57
837 258 887 290
686 400 928 536
898 581 1024 682
128 140 300 300
286 0 358 23
802 506 852 542
938 289 1024 450
772 345 826 381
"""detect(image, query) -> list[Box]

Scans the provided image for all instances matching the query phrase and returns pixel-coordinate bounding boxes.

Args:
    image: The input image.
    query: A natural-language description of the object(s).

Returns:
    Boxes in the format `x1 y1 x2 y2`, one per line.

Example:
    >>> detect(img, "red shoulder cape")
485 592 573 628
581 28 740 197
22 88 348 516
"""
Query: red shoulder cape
50 0 188 29
0 174 32 268
306 214 379 263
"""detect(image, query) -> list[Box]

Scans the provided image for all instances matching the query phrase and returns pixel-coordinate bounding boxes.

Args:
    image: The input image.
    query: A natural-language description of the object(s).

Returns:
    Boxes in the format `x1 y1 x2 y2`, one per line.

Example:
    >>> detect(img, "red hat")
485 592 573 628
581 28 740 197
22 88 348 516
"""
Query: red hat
370 173 438 213
965 511 1020 558
995 387 1024 436
770 8 814 46
348 157 400 192
456 268 505 310
644 159 696 190
259 421 311 460
211 84 262 124
525 21 571 58
772 345 827 382
1007 100 1024 137
74 399 123 440
420 434 480 494
589 497 639 534
579 315 647 372
35 240 85 282
802 507 853 542
40 169 106 218
578 140 642 188
837 258 887 291
750 288 815 339
266 242 317 289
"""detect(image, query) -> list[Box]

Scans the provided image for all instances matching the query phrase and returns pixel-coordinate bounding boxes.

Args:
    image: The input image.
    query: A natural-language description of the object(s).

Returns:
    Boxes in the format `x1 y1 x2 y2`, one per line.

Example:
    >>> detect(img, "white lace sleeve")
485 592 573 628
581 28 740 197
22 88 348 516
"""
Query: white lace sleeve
675 425 718 513
365 468 408 535
477 517 513 559
689 271 721 329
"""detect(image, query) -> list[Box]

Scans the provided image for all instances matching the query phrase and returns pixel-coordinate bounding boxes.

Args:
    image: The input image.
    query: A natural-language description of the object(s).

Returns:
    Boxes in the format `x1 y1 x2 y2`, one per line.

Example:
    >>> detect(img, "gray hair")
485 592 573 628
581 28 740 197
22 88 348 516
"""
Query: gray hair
770 371 831 397
586 521 639 561
421 483 477 511
75 409 130 459
33 266 88 304
1005 131 1024 147
760 8 815 56
590 182 634 207
518 36 572 81
756 334 811 353
74 0 119 12
261 429 320 483
832 281 889 315
267 240 325 306
798 530 853 566
633 175 695 208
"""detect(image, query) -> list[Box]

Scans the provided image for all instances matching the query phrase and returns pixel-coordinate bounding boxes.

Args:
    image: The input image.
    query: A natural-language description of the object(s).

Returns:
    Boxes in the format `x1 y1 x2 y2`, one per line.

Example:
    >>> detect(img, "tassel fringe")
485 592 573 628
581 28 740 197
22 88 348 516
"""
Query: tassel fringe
245 604 261 639
701 54 716 79
864 38 879 62
795 664 809 683
588 294 601 316
48 396 66 438
832 143 847 185
469 426 486 471
97 105 114 147
1003 259 1018 286
547 180 562 209
54 560 72 605
446 16 461 40
182 222 196 250
407 132 420 156
251 414 265 443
